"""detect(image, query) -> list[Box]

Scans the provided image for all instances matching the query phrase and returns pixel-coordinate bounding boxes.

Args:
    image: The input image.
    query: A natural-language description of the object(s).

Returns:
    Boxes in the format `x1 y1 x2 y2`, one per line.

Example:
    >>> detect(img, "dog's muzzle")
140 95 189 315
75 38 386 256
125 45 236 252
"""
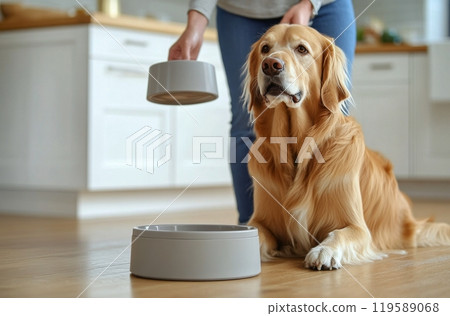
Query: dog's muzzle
261 57 302 104
265 82 302 103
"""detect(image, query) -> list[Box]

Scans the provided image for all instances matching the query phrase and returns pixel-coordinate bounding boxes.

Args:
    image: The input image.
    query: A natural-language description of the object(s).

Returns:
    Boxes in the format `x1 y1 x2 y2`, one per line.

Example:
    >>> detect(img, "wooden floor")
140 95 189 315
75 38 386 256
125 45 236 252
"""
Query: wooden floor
1 199 450 298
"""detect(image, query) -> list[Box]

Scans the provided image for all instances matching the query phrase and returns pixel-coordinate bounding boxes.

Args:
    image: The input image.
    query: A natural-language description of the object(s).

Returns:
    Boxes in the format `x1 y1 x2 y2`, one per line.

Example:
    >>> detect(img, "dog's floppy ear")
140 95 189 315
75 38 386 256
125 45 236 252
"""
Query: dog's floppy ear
242 41 264 112
320 39 351 113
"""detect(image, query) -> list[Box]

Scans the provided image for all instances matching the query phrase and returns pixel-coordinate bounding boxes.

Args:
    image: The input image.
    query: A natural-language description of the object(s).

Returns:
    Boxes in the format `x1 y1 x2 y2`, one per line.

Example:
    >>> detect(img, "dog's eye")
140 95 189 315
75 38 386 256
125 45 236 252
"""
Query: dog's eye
261 44 270 54
296 45 308 55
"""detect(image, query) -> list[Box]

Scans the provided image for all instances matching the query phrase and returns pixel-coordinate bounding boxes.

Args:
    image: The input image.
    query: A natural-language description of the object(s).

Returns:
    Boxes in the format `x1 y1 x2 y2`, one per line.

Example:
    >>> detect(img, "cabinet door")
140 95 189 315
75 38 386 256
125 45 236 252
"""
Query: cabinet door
89 59 175 190
173 42 232 187
90 25 176 63
173 94 232 187
352 84 410 177
0 26 88 190
411 54 450 178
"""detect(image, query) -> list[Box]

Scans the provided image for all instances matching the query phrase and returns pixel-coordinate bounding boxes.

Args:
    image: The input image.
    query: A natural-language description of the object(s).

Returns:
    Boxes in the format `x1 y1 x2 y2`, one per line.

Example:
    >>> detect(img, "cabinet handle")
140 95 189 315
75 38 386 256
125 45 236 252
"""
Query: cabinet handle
123 39 148 48
369 63 393 71
106 66 148 78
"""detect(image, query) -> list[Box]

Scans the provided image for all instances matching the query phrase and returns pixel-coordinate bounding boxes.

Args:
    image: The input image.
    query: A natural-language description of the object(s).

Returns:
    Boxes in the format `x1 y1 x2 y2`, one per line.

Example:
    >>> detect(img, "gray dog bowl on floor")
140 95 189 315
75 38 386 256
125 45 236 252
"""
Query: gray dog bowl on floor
147 60 219 105
130 224 261 281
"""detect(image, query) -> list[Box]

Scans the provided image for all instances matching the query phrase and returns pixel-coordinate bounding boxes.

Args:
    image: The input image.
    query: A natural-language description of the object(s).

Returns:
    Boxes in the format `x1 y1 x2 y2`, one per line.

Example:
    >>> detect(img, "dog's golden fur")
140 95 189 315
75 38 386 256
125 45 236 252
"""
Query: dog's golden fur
244 24 450 270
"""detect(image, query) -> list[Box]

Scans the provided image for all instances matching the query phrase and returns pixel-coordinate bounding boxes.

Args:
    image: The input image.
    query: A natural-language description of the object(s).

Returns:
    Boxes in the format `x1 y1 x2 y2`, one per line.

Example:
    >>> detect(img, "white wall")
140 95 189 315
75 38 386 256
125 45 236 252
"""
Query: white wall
425 0 449 42
354 0 449 43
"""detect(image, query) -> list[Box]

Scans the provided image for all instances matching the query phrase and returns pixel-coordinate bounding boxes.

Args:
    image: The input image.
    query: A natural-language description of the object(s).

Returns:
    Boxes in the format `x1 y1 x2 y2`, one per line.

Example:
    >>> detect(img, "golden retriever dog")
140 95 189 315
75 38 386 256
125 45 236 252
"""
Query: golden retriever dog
244 24 450 270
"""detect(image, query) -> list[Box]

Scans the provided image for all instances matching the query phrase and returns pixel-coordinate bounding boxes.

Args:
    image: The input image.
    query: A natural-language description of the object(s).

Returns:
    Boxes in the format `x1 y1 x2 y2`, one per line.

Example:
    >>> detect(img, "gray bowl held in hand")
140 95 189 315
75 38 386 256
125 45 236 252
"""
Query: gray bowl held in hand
130 224 261 281
147 60 219 105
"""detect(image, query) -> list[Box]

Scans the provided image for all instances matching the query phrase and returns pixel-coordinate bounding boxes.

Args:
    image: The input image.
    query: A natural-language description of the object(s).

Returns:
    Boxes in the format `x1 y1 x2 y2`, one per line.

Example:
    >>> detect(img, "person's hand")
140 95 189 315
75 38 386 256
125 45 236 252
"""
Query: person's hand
280 0 314 25
168 10 208 60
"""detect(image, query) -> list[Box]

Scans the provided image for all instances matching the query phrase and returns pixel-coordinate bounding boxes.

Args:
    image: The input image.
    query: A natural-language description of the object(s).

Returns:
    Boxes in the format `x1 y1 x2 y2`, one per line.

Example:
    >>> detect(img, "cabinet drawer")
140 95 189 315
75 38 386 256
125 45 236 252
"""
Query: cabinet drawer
89 25 177 62
353 54 409 83
90 59 156 110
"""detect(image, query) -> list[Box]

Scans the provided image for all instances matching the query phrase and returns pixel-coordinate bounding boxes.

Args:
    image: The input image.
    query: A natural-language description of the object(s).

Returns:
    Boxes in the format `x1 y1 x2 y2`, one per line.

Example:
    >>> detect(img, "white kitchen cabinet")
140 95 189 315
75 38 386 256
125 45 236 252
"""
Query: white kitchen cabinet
353 52 450 181
89 26 231 189
0 24 234 217
0 25 232 191
0 26 89 190
352 54 410 177
88 59 175 189
410 54 450 178
173 42 232 187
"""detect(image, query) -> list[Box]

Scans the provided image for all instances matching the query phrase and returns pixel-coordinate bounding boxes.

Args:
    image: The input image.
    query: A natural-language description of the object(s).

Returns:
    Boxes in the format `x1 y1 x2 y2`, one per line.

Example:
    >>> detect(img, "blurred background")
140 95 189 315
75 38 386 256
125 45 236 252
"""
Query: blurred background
0 0 449 219
0 0 449 43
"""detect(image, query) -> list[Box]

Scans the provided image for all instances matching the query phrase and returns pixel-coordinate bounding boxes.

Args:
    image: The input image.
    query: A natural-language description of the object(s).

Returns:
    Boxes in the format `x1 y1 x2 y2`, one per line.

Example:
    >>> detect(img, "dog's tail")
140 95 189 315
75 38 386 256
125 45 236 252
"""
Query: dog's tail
415 218 450 247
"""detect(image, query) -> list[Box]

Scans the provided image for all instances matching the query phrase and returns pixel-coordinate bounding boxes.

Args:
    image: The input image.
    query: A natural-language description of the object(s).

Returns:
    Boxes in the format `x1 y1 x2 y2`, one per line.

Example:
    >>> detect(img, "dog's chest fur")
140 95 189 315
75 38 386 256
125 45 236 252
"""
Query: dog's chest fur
249 104 316 253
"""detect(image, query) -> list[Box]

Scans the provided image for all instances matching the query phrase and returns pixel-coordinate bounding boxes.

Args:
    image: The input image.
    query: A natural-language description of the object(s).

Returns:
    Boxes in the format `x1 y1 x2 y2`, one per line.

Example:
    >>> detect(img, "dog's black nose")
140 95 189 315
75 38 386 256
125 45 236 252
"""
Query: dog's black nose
262 57 285 76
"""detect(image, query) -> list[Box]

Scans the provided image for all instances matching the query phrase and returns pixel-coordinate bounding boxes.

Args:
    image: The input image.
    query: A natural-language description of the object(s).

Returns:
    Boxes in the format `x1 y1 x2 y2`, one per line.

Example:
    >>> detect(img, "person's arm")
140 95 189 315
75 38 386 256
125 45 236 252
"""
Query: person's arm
280 0 321 25
168 0 217 60
168 10 208 60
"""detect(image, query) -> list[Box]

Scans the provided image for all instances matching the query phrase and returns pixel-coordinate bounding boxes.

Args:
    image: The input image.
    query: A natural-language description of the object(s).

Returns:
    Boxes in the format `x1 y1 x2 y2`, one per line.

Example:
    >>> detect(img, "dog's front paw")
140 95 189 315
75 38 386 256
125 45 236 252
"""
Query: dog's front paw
305 245 342 270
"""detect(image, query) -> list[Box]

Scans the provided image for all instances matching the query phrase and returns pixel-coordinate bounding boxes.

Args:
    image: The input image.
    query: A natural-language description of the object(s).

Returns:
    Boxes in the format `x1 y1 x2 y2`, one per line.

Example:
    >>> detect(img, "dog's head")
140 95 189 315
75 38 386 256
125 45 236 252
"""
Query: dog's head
243 24 351 115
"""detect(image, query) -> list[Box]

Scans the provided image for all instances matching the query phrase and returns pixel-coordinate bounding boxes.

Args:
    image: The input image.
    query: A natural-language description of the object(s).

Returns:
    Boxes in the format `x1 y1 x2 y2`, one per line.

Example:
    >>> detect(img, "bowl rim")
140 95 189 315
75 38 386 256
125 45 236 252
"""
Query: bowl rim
132 224 258 240
149 59 214 69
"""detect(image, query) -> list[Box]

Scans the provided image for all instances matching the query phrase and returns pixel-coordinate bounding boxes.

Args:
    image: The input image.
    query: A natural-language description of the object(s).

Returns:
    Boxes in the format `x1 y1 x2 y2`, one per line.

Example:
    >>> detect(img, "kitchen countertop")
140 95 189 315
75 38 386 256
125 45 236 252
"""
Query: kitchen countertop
0 11 218 41
0 11 428 53
355 43 427 53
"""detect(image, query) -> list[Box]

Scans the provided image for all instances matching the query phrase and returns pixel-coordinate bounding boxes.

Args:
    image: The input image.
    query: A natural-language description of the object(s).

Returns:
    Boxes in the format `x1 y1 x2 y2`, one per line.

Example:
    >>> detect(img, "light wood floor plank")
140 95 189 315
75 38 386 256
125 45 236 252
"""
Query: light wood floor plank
0 199 449 297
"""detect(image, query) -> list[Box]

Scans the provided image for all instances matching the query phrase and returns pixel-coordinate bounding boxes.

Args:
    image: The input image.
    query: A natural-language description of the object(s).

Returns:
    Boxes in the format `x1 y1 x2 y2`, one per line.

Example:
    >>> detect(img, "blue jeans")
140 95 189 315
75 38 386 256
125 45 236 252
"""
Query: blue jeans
216 0 356 224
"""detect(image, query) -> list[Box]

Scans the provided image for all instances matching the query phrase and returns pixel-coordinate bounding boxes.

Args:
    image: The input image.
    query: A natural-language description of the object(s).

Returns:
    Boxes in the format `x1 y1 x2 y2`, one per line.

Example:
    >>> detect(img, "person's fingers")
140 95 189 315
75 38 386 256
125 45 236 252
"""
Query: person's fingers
281 2 312 25
280 11 292 24
168 29 203 61
168 45 180 60
181 44 191 60
168 41 190 60
281 12 310 25
293 15 309 25
168 46 176 60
